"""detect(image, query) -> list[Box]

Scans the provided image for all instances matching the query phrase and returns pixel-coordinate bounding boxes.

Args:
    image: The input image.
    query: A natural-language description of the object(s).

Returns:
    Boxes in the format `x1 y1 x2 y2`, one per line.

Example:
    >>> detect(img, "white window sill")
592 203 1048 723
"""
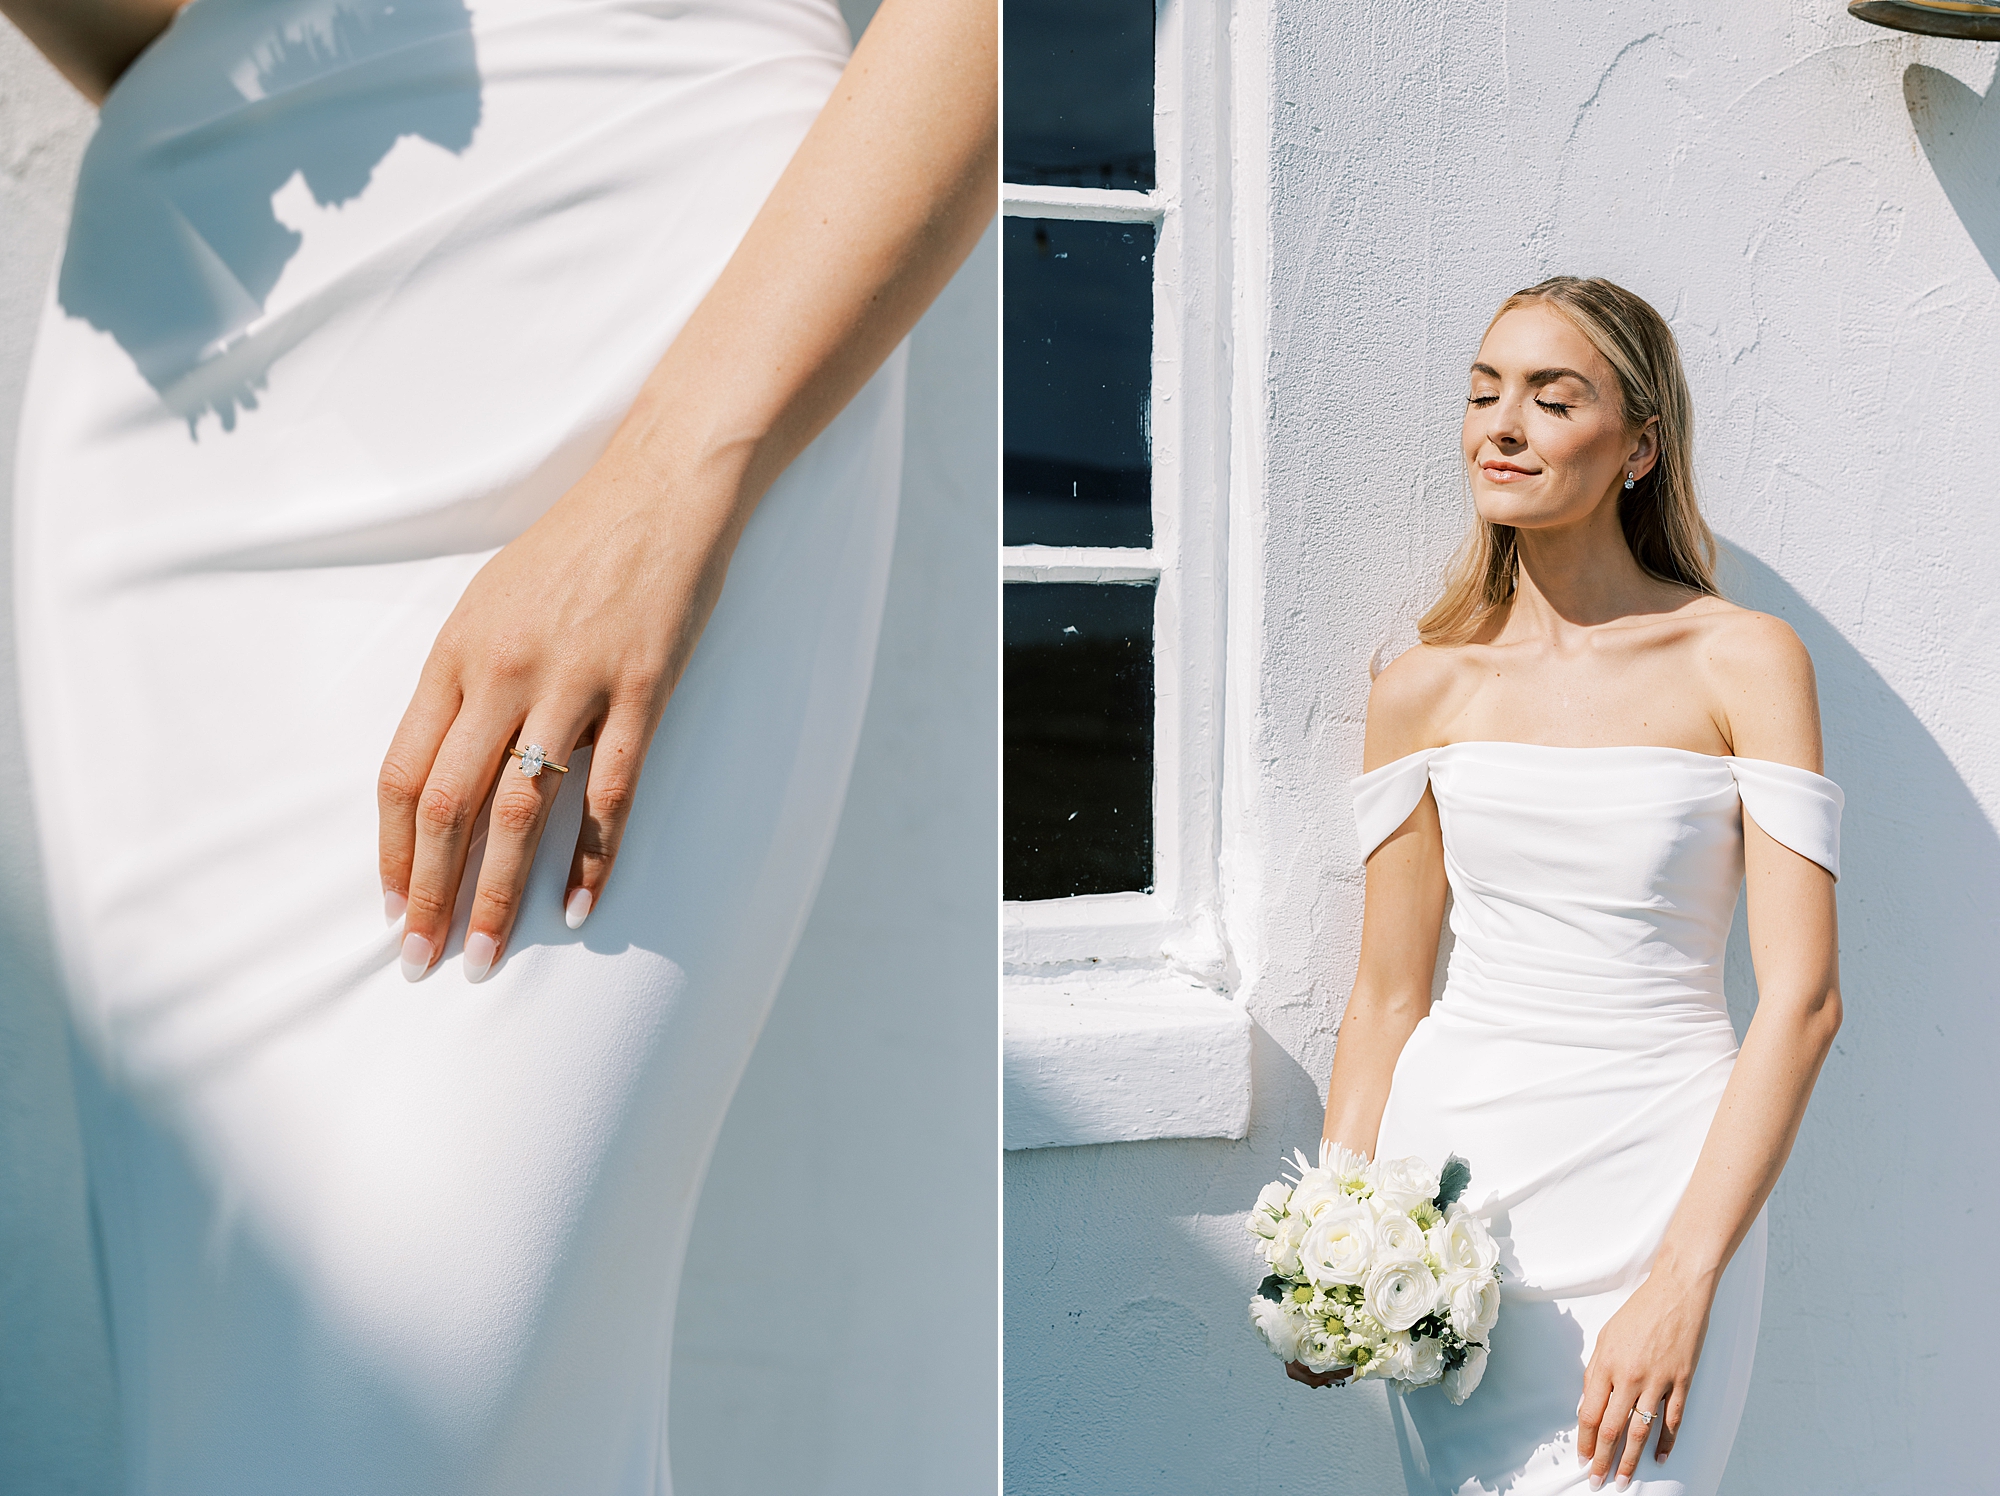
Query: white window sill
1003 976 1252 1150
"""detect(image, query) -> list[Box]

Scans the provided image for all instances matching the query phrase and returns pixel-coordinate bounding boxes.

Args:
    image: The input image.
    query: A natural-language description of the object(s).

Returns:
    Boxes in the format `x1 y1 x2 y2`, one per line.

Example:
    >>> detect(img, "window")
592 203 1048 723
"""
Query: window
1002 0 1250 1147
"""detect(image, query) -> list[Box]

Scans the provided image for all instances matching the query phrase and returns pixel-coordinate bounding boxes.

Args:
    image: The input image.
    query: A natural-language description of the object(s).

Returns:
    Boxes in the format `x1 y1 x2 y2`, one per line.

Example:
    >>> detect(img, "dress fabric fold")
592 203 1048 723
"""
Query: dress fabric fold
1353 742 1841 1495
12 2 904 1492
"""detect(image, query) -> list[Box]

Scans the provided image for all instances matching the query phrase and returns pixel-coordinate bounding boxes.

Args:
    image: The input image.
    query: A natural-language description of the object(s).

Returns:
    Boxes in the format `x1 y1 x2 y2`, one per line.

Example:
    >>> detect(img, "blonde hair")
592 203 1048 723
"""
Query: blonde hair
1417 276 1719 647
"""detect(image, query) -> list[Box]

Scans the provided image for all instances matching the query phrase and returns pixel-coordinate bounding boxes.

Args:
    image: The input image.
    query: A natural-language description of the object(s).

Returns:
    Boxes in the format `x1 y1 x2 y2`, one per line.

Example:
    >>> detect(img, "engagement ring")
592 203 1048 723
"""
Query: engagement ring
1633 1409 1656 1426
508 743 569 779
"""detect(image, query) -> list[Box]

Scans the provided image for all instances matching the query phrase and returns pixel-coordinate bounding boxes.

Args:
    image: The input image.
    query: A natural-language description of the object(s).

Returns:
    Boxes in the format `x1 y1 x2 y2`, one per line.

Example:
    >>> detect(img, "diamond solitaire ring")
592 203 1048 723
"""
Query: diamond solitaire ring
508 743 569 779
1632 1409 1656 1426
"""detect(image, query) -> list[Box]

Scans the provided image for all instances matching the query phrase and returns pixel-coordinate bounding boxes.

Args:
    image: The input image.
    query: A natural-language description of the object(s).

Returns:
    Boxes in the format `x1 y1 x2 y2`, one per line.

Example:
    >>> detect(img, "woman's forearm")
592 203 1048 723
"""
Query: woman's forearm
1320 986 1430 1159
603 0 996 536
1651 983 1842 1292
2 0 184 102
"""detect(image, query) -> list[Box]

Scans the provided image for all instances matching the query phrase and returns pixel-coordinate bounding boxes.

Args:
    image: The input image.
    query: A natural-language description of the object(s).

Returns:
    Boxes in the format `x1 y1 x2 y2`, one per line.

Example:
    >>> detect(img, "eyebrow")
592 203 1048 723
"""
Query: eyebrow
1468 361 1599 395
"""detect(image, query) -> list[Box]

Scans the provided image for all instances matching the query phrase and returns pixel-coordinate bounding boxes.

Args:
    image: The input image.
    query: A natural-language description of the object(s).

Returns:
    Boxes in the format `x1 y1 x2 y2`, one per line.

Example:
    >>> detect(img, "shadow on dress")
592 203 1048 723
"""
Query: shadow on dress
57 0 481 434
1714 541 2000 1489
1390 1296 1586 1496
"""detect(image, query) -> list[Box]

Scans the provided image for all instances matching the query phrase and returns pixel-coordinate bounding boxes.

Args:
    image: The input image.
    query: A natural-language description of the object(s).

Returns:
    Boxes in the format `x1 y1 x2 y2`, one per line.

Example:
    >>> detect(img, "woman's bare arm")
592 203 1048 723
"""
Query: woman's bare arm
1289 653 1452 1388
1320 649 1454 1158
378 0 998 980
1577 614 1840 1484
1320 794 1448 1158
614 0 998 514
1 0 186 102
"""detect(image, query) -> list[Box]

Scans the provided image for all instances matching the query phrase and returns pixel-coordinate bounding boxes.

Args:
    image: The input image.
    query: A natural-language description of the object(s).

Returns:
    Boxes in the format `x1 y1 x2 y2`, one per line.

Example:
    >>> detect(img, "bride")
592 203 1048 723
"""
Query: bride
7 0 992 1489
1298 277 1843 1495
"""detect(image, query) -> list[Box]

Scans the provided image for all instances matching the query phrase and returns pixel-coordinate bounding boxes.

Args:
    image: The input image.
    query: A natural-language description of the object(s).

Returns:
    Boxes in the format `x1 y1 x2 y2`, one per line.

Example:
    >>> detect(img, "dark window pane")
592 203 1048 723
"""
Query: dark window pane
1004 218 1153 549
1003 0 1154 190
1005 582 1155 900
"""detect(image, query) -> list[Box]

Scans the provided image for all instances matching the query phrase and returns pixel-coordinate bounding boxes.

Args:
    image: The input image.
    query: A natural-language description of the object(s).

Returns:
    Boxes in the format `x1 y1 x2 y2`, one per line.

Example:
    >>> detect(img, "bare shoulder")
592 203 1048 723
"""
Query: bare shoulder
1363 644 1474 771
1680 601 1823 771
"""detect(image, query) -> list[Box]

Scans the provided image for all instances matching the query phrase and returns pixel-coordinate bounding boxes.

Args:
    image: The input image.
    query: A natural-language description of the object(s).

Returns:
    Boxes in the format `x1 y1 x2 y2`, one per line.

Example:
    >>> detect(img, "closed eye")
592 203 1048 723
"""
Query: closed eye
1466 395 1497 407
1534 398 1572 416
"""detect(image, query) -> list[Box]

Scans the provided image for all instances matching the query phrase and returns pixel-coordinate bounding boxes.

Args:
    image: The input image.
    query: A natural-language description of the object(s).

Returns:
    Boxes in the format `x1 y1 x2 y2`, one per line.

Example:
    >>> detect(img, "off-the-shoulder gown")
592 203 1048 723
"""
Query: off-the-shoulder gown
1351 742 1842 1496
12 1 903 1491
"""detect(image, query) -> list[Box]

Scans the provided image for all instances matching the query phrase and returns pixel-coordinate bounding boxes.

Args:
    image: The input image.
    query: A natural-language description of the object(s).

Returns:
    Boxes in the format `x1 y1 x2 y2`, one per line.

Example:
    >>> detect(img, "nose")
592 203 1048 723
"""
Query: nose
1483 399 1527 455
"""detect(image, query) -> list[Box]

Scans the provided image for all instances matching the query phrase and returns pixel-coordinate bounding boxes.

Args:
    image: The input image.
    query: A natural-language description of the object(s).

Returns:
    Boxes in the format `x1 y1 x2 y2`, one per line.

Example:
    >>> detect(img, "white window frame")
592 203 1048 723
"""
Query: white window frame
1002 0 1251 1148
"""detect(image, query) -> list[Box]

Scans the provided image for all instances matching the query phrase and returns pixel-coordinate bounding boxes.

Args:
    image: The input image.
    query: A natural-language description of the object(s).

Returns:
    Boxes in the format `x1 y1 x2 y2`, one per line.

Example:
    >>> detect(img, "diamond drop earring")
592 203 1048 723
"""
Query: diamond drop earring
1624 472 1636 490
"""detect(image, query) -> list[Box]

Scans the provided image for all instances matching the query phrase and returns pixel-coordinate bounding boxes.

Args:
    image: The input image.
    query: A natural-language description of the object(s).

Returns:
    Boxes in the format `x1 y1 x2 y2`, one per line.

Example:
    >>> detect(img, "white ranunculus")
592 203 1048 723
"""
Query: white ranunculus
1296 1321 1346 1375
1372 1205 1428 1260
1429 1206 1502 1275
1299 1199 1374 1288
1267 1210 1311 1276
1250 1296 1305 1362
1362 1256 1438 1333
1441 1269 1502 1338
1443 1342 1489 1405
1369 1155 1443 1212
1373 1331 1416 1380
1287 1168 1348 1223
1248 1180 1293 1239
1402 1334 1445 1388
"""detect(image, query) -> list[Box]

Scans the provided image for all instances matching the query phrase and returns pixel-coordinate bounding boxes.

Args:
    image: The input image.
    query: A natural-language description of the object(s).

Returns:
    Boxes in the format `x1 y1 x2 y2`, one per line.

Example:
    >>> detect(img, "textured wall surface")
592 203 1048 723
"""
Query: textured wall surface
1007 3 1999 1492
0 8 996 1492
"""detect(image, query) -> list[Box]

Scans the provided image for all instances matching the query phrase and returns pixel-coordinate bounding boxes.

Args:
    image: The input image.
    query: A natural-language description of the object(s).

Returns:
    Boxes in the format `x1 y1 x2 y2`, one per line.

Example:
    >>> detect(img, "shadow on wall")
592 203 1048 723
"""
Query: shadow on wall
59 0 480 432
1003 1027 1411 1496
1905 63 2000 281
1717 542 2000 1489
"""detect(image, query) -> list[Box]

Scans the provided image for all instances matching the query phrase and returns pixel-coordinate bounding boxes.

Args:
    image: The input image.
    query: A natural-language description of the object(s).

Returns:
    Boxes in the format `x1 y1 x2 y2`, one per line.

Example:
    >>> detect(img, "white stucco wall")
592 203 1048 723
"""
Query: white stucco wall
0 8 996 1491
1007 5 1999 1493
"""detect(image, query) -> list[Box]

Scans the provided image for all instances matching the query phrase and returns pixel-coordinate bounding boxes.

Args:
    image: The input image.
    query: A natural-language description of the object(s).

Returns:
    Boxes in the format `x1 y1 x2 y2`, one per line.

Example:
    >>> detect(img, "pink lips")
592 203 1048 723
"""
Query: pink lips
1481 462 1539 482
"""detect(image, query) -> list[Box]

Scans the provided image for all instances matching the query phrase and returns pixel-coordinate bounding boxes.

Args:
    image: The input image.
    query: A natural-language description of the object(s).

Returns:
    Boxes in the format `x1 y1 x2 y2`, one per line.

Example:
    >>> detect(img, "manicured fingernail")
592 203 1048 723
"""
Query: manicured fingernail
564 887 592 929
463 931 497 983
1615 1477 1630 1492
1588 1479 1602 1493
398 932 432 982
383 889 407 925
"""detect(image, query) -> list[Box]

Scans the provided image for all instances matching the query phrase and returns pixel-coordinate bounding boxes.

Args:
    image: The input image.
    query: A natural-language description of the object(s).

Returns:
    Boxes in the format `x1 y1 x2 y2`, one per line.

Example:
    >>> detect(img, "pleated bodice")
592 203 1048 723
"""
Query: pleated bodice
1356 743 1840 1044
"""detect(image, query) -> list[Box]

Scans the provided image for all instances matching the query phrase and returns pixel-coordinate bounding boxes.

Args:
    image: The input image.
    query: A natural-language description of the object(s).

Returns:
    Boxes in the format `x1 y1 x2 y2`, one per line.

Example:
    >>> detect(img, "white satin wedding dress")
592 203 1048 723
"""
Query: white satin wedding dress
13 1 904 1491
1353 742 1842 1496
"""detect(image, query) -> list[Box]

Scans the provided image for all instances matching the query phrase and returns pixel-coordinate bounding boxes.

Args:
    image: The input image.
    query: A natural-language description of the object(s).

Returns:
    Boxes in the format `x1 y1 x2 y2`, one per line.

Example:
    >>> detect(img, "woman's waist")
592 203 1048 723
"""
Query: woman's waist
1431 938 1739 1049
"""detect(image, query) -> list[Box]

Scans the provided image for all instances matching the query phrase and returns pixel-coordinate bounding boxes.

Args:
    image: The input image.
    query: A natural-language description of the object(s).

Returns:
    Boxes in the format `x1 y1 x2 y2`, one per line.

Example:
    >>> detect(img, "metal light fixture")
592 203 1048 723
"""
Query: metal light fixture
1849 0 2000 39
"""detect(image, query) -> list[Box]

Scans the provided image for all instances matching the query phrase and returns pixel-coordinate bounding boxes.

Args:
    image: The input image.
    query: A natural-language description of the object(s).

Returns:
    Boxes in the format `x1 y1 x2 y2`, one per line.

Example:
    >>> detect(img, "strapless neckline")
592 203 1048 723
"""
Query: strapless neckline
1367 740 1825 772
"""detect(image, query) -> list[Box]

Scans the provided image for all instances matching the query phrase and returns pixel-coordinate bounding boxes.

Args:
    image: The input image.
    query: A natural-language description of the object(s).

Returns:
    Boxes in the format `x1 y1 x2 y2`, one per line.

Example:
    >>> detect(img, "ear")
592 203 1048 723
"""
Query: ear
1626 417 1661 481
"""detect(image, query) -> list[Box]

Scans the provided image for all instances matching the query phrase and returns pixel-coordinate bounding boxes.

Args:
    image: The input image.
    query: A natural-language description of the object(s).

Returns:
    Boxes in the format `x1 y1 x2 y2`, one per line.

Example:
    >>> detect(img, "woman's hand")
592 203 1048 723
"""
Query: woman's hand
1575 1268 1714 1487
1284 1361 1352 1390
375 0 994 982
377 446 744 982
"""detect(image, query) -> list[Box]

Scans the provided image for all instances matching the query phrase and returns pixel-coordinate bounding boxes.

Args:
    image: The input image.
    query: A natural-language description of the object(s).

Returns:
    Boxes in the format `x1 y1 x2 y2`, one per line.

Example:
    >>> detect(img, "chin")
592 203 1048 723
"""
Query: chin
1471 486 1593 532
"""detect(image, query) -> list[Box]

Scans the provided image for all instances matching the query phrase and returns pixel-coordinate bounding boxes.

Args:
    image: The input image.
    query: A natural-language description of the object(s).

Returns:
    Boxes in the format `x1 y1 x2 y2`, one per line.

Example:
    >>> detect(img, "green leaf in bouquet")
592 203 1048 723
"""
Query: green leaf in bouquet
1257 1274 1286 1303
1436 1154 1473 1209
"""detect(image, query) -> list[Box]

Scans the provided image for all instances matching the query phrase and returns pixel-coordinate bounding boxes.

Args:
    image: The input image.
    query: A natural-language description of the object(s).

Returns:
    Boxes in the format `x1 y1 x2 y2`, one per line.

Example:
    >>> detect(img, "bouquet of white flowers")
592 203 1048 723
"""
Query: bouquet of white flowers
1246 1143 1501 1404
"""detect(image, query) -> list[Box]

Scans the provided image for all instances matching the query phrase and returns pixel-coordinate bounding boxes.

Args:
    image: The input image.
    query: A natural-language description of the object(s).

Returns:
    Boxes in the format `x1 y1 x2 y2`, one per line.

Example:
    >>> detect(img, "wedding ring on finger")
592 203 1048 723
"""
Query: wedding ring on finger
508 742 569 780
1631 1408 1656 1426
